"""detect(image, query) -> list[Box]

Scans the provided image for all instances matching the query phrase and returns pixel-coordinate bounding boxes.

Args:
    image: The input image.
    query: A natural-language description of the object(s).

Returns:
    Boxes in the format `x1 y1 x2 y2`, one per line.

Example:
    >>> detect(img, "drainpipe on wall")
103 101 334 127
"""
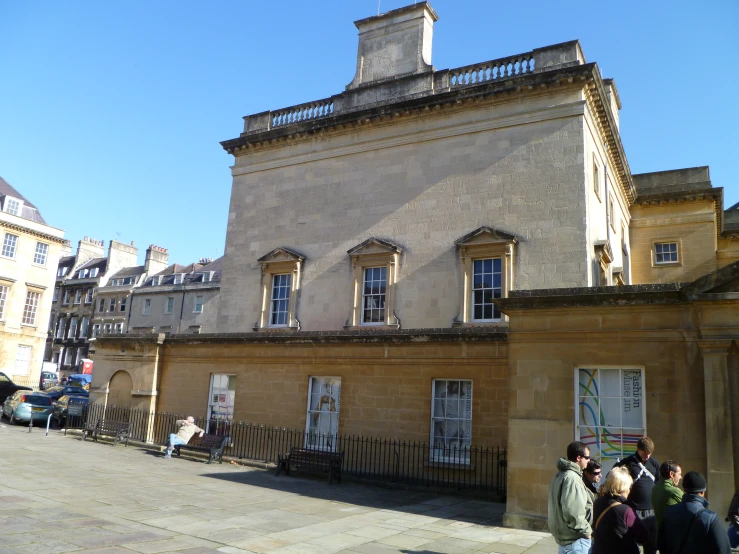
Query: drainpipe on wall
178 289 186 334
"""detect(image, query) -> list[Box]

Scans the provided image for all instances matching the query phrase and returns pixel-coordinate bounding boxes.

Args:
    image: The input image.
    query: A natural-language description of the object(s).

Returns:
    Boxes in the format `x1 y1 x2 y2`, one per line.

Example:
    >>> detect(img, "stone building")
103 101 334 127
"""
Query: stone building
90 245 170 337
91 2 739 529
127 257 222 335
47 238 138 377
0 177 66 387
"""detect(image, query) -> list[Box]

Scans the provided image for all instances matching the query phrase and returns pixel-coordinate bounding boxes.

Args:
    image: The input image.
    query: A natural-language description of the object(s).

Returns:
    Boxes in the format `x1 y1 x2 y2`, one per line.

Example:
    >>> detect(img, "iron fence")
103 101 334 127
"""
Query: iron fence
75 403 507 496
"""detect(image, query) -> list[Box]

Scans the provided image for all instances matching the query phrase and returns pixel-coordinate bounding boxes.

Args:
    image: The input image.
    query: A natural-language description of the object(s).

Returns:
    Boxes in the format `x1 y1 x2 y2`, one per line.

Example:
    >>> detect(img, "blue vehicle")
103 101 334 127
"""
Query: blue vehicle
2 391 54 425
67 374 92 387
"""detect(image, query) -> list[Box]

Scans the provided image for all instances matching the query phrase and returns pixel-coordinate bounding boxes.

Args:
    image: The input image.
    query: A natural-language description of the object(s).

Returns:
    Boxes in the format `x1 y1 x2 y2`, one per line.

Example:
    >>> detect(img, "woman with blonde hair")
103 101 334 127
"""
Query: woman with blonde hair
592 466 649 554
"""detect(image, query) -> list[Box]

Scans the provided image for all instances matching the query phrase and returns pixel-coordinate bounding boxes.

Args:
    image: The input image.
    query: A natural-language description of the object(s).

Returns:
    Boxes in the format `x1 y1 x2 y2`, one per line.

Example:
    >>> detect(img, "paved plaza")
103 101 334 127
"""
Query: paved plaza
0 423 556 553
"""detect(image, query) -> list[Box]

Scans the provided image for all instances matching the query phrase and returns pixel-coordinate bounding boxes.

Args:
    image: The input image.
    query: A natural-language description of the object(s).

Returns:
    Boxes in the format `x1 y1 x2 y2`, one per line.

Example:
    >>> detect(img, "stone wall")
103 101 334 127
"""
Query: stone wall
219 89 592 332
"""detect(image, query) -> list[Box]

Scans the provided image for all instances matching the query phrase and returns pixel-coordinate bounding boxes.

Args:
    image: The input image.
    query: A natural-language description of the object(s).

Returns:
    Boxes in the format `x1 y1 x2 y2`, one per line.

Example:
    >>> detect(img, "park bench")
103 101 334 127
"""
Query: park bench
171 434 229 464
275 447 344 484
83 420 130 447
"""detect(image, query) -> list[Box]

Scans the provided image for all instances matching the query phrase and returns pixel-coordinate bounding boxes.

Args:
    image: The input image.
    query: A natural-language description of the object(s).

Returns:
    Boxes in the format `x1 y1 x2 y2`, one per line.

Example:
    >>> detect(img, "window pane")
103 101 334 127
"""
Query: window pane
430 379 473 462
362 267 386 325
471 257 502 321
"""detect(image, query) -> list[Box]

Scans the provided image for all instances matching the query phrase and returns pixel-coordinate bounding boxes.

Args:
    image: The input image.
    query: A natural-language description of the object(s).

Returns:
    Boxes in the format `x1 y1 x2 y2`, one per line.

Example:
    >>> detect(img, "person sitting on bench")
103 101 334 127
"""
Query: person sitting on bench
164 416 204 458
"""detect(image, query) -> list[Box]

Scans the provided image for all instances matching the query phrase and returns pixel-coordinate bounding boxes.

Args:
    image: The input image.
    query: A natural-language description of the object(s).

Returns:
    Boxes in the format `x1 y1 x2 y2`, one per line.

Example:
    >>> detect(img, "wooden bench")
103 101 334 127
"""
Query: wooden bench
172 434 229 464
276 447 344 484
83 420 130 447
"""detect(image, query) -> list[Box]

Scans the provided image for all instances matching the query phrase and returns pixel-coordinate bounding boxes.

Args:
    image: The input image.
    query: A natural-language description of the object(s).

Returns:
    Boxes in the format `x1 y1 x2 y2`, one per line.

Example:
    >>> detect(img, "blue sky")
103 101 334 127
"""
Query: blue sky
1 0 737 266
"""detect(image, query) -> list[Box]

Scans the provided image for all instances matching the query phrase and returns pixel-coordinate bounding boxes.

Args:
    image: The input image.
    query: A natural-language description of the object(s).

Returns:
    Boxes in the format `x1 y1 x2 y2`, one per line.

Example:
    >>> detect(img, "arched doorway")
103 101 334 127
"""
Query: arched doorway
107 370 133 409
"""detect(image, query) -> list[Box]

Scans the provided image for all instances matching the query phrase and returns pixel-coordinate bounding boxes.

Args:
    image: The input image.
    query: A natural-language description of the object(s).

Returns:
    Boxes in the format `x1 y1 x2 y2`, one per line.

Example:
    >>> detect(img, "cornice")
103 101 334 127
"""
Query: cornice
0 220 67 244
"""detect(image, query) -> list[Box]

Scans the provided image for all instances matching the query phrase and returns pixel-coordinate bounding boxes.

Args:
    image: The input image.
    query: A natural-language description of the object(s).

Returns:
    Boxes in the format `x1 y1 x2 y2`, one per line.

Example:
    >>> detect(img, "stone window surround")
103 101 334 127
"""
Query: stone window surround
345 238 401 330
594 240 614 286
652 238 682 267
255 247 305 331
453 227 516 326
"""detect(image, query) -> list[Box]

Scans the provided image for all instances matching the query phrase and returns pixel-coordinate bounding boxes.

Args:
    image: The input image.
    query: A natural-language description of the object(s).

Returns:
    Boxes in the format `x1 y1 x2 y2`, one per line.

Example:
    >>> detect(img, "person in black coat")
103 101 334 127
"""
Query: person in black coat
614 437 660 554
583 460 602 498
592 466 649 554
657 471 731 554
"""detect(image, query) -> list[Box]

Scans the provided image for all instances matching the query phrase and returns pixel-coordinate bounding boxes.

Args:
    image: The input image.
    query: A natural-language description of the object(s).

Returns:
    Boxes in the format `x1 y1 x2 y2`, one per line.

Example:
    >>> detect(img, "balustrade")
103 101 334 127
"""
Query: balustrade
271 98 334 128
450 52 535 87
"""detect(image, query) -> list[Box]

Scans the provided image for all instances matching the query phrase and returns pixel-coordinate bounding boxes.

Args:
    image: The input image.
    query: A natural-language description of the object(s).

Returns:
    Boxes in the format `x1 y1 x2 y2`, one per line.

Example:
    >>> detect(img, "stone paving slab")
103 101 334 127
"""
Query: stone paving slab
0 423 557 553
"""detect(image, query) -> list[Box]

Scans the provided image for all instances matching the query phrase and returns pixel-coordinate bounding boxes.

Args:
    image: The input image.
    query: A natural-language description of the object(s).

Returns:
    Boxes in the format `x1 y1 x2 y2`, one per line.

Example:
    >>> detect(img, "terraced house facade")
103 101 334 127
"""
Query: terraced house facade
0 177 65 387
92 2 739 528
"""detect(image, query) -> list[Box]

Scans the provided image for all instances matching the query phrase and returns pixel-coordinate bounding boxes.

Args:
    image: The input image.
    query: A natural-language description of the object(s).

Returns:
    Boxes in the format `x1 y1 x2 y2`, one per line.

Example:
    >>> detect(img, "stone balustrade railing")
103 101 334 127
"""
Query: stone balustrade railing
271 98 335 128
238 41 585 137
449 52 535 87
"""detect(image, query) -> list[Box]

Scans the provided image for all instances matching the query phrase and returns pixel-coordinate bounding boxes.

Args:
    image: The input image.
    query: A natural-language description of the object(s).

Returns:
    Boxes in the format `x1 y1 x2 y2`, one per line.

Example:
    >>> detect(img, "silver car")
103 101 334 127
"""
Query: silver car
2 391 54 425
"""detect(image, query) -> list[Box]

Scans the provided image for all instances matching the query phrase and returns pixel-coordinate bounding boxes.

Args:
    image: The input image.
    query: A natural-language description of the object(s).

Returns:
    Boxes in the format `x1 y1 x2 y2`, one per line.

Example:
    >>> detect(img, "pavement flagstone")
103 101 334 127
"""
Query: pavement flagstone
0 422 557 553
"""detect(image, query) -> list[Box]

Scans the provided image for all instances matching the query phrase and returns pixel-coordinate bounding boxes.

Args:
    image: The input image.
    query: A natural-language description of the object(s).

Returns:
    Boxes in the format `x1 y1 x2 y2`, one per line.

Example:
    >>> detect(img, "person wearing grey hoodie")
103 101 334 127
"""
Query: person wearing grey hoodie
548 441 594 553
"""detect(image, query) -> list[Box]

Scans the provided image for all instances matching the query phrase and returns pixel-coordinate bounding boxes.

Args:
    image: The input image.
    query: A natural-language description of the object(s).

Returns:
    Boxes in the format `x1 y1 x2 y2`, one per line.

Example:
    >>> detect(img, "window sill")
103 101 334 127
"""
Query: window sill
253 326 299 333
21 324 38 329
0 256 16 261
31 263 47 268
343 324 400 331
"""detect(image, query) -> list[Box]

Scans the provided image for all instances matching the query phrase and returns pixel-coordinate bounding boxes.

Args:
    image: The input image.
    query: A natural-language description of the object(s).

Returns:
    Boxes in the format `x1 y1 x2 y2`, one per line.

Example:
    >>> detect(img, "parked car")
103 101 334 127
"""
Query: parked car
67 374 92 390
42 385 89 403
39 371 58 390
0 372 33 404
2 391 54 425
53 395 90 426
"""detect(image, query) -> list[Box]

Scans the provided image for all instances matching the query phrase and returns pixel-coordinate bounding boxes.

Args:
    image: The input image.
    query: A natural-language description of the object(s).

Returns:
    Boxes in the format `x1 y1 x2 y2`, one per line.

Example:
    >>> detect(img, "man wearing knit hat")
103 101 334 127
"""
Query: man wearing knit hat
657 471 731 554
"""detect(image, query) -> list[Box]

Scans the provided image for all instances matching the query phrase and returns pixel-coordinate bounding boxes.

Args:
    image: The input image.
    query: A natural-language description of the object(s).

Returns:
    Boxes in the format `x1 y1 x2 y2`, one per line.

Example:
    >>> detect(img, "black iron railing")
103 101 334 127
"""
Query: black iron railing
70 403 507 496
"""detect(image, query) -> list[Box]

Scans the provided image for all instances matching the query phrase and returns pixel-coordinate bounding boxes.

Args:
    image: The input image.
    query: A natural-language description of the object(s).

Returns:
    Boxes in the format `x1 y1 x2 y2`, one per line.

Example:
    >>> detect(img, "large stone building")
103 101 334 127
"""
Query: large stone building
0 177 66 387
91 2 739 529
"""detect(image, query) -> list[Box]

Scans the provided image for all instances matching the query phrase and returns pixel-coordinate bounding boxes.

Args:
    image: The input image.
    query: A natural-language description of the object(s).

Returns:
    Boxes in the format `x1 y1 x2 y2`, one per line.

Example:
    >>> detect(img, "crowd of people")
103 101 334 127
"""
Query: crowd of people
548 438 738 554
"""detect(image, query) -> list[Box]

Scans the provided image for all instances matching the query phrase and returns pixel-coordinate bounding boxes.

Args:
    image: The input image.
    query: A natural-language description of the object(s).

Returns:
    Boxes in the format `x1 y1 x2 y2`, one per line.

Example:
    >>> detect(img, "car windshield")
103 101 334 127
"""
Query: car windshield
23 395 52 406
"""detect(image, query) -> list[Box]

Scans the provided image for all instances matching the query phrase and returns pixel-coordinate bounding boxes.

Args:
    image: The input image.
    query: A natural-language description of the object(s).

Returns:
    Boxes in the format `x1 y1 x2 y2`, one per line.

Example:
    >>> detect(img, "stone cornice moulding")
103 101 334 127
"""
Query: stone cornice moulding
629 212 717 228
0 220 67 244
230 100 587 178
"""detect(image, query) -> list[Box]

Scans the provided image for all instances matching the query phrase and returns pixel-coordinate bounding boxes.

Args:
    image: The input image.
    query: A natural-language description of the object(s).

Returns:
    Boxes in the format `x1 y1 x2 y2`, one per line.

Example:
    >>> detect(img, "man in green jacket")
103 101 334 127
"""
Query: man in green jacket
651 459 683 529
548 441 593 553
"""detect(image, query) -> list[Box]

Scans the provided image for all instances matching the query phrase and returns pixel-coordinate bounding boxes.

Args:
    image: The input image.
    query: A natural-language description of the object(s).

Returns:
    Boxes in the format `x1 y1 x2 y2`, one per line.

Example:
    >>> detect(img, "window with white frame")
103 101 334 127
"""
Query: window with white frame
593 156 601 200
67 317 78 338
270 274 291 326
76 347 85 365
51 351 60 363
120 297 127 312
114 322 123 334
89 267 99 278
4 196 22 216
63 289 70 305
64 347 73 365
108 298 116 312
79 316 89 338
143 298 151 315
98 298 105 312
173 273 183 285
92 324 100 337
57 266 69 277
576 367 645 474
305 376 341 451
53 287 59 302
103 323 112 334
85 288 94 303
14 345 31 375
33 242 48 265
79 268 89 279
193 295 204 313
362 267 386 325
609 195 616 231
472 258 502 321
74 289 82 305
165 296 174 314
0 285 7 320
431 379 473 463
654 242 679 265
22 290 40 325
2 233 18 258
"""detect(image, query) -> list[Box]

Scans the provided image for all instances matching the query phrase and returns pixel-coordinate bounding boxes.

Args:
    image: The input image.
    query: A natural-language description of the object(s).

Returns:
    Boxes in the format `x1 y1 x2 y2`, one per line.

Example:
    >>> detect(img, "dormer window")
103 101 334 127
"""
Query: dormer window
89 268 99 278
201 272 213 283
2 196 23 216
79 269 89 279
173 273 184 285
57 266 69 277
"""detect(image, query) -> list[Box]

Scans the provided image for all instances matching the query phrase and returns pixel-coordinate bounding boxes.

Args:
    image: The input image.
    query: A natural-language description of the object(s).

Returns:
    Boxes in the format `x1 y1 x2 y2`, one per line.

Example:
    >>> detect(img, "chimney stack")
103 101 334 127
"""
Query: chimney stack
347 2 438 90
145 245 169 275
